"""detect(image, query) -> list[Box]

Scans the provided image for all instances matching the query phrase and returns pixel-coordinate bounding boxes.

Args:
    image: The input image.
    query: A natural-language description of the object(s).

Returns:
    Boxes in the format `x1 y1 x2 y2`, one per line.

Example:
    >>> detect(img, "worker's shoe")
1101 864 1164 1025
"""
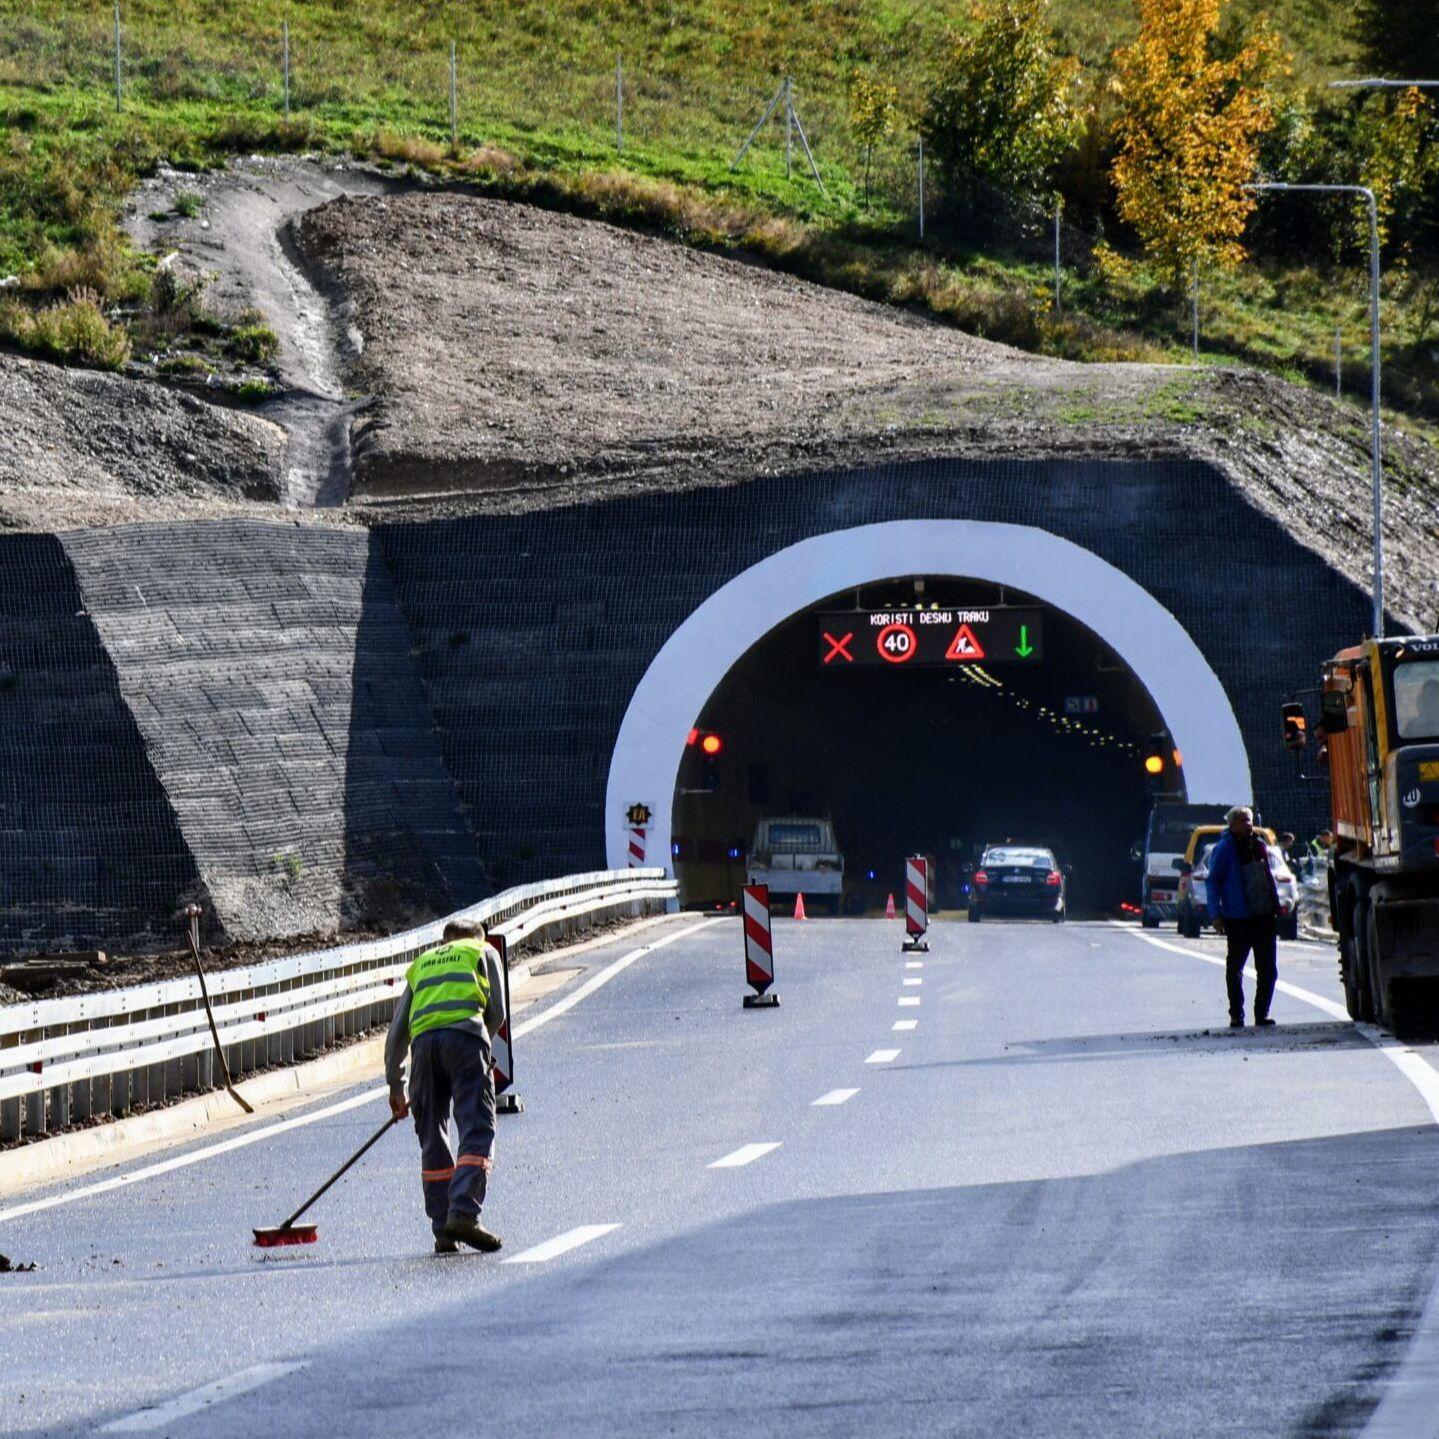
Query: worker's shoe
1254 1016 1276 1028
1229 1016 1244 1029
434 1235 460 1255
443 1215 502 1253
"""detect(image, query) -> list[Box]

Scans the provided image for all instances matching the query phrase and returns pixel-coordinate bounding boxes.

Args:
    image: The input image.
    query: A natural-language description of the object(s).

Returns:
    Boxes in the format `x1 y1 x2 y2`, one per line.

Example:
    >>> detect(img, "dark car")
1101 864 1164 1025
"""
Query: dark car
968 845 1066 922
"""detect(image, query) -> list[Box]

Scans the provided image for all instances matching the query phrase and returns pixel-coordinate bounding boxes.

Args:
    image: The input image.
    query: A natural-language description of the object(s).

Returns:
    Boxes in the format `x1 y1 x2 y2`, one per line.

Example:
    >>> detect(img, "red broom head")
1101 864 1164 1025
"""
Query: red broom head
253 1225 318 1248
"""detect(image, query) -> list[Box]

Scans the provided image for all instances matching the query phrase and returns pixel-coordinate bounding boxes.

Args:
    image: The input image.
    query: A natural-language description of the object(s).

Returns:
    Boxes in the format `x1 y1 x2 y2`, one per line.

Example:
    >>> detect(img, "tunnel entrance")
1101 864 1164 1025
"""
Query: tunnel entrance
672 576 1181 914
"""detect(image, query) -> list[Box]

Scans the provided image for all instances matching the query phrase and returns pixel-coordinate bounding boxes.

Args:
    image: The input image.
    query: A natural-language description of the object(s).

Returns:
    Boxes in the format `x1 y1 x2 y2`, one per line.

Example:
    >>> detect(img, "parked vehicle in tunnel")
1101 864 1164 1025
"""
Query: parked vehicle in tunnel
1176 830 1298 941
1139 801 1233 927
1284 636 1439 1035
747 816 845 915
967 845 1066 922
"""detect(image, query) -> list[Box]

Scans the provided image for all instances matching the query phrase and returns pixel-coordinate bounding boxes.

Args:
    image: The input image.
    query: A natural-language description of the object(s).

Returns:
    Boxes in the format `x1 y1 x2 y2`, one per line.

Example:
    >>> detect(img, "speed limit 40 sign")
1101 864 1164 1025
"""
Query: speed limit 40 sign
816 608 1043 667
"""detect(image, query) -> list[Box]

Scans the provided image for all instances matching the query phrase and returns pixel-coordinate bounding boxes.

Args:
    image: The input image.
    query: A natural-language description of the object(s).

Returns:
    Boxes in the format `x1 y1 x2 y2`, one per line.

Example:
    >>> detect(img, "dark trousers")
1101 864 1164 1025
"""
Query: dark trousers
409 1027 497 1235
1225 917 1278 1022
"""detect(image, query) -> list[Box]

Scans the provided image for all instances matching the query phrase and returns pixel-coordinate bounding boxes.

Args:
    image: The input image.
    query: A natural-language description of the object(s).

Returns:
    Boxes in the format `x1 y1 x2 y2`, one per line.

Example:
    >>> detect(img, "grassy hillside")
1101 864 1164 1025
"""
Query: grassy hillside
1 0 1431 428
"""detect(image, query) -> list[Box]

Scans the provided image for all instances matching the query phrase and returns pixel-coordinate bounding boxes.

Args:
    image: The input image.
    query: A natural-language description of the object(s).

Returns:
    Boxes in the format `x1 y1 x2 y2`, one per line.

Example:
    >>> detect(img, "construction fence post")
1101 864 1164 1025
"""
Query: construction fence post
449 41 458 147
113 2 122 113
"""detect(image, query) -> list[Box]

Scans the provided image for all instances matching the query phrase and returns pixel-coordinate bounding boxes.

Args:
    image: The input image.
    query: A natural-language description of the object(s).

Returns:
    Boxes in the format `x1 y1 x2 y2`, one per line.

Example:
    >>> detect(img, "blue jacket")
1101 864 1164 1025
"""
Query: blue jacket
1206 832 1268 920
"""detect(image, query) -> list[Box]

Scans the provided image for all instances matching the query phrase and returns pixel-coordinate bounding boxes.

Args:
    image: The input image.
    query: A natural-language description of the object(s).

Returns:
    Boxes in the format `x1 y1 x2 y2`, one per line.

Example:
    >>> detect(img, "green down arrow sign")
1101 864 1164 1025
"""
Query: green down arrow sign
1015 625 1035 659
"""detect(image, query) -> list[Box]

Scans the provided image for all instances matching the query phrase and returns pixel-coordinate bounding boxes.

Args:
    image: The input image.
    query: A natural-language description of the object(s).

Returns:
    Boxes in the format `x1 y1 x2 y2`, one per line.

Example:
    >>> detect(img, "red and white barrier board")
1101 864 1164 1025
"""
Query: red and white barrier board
488 932 523 1112
742 882 779 1007
904 856 930 951
624 802 653 868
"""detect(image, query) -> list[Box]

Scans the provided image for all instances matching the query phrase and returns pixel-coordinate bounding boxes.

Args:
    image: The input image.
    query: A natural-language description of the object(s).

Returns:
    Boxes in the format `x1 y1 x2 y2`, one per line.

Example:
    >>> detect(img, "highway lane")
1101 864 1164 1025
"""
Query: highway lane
4 916 1439 1437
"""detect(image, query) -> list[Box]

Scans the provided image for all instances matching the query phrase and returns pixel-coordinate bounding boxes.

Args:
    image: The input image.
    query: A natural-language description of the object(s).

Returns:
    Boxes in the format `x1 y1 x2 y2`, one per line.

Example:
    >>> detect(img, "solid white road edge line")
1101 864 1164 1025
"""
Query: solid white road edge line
503 1223 621 1265
865 1049 900 1065
708 1142 782 1169
1119 924 1439 1439
812 1088 859 1107
0 918 723 1228
99 1363 307 1432
893 1020 918 1032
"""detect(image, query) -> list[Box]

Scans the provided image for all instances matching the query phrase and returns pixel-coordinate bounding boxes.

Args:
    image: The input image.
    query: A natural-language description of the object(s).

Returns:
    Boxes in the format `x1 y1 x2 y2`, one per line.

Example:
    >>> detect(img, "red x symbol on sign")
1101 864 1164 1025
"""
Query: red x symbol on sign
822 631 854 665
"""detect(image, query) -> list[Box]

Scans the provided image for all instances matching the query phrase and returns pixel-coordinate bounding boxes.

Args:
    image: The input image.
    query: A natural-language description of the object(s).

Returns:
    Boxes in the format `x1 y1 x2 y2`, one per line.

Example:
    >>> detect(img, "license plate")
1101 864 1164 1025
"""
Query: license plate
1003 875 1031 884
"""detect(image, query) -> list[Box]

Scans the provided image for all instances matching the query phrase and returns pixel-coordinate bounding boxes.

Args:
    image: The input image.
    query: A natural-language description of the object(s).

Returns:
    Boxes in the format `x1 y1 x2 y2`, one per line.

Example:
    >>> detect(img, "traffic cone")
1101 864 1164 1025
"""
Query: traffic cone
885 893 897 920
794 893 807 920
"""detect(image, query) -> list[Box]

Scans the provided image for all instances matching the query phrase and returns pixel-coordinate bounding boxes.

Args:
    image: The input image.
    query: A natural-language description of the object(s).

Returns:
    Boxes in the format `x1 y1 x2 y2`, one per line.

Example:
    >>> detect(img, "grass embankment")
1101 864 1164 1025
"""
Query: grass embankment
0 0 1433 427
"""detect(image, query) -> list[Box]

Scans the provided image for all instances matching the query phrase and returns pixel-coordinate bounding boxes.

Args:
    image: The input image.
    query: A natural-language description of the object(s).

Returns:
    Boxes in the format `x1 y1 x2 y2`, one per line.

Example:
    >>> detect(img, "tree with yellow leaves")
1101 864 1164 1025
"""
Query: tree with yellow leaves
1111 0 1288 285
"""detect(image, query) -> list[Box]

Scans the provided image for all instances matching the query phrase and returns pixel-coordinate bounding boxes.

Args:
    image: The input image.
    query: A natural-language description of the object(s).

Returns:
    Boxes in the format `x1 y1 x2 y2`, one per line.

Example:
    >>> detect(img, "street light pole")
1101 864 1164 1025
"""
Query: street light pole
1244 181 1384 637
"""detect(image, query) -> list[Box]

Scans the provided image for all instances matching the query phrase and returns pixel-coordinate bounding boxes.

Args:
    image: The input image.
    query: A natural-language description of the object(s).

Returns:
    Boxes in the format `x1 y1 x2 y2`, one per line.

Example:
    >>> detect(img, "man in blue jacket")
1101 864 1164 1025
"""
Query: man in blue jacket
1206 805 1279 1029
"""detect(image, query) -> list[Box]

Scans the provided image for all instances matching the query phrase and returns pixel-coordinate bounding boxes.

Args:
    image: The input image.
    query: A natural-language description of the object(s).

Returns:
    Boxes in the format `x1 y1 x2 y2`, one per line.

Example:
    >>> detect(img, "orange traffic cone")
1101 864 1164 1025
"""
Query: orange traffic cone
794 893 807 920
885 893 897 919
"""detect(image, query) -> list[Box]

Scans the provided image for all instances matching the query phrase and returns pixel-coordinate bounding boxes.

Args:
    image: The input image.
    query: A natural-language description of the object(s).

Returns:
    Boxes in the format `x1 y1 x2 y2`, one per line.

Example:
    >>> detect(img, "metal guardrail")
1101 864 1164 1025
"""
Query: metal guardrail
0 867 675 1143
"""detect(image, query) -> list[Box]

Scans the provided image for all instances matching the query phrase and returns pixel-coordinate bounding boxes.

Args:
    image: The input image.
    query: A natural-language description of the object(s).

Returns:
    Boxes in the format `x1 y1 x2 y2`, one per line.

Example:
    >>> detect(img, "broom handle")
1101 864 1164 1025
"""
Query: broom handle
185 907 253 1115
282 1115 399 1230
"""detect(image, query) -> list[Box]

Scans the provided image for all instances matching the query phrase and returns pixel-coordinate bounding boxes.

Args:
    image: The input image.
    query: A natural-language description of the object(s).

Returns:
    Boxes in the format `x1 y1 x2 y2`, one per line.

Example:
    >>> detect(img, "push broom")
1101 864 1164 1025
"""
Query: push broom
253 1113 400 1247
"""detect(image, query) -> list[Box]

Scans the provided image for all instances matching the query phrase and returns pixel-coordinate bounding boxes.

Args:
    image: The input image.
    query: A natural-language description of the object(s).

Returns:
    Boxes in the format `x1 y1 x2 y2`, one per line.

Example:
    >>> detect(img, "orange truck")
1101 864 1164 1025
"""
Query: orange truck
1284 635 1439 1033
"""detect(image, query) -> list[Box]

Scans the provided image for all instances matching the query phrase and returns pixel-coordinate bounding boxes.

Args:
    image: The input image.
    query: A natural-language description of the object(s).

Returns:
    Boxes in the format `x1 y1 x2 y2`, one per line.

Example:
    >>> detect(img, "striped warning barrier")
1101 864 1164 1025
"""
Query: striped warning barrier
903 856 930 952
742 883 780 1008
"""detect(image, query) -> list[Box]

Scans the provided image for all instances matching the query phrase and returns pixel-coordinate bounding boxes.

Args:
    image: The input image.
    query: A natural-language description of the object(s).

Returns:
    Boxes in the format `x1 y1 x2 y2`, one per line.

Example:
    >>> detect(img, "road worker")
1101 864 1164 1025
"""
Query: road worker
385 919 506 1254
1206 805 1279 1030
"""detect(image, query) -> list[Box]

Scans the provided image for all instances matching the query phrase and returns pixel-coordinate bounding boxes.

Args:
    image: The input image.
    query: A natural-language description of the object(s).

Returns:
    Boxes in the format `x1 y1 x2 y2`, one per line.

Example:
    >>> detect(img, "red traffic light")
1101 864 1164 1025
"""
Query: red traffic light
701 733 723 756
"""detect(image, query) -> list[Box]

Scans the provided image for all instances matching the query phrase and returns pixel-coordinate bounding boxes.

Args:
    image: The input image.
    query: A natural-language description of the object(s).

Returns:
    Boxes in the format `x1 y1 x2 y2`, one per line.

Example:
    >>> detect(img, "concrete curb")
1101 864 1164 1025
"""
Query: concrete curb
0 910 688 1198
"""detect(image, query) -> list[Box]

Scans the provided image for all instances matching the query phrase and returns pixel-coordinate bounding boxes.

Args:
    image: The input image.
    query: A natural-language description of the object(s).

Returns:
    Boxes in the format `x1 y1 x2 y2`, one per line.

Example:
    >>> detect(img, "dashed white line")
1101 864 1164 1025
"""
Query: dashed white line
892 1019 918 1032
100 1363 306 1432
903 977 923 987
812 1088 859 1107
503 1223 621 1265
905 961 924 970
709 1142 782 1169
898 996 921 1007
865 1049 900 1064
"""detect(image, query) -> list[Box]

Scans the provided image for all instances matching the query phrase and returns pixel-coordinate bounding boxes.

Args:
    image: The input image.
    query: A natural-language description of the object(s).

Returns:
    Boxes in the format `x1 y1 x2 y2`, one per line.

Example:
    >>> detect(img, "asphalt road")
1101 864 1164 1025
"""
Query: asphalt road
4 916 1439 1438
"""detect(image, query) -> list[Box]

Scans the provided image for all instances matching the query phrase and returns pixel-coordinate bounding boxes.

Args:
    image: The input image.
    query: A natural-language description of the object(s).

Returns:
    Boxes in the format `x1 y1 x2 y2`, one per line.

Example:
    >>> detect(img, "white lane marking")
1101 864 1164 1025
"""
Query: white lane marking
902 977 923 987
100 1363 305 1432
812 1088 859 1107
865 1049 900 1065
897 996 921 1007
1118 924 1439 1438
905 961 924 970
893 1019 918 1032
0 918 721 1228
502 1223 621 1265
709 1142 782 1169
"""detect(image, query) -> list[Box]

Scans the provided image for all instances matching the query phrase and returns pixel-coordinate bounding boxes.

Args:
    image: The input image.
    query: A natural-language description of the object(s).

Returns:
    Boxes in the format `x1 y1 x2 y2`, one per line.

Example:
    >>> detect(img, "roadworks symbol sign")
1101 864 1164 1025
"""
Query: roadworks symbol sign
945 624 986 662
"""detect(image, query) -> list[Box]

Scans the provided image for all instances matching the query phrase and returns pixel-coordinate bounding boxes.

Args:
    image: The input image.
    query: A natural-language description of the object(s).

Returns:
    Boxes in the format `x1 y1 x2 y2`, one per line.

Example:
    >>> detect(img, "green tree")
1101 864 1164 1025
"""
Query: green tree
1353 0 1439 85
1111 0 1286 284
850 72 902 207
923 0 1081 203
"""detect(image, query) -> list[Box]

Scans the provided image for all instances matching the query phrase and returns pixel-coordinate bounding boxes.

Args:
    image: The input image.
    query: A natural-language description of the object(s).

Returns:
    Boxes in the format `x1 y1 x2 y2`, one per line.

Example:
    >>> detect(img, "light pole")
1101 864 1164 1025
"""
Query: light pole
1244 180 1384 638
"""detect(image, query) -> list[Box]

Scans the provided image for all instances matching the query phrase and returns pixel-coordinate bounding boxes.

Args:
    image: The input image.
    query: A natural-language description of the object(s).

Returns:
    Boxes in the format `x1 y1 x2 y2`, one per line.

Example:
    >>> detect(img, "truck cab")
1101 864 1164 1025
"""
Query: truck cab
747 816 844 915
1288 635 1439 1032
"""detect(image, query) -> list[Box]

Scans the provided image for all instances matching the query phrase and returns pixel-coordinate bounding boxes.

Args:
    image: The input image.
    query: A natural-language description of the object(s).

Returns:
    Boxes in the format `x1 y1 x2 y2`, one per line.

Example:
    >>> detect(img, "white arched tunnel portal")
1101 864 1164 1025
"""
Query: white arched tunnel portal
605 520 1252 871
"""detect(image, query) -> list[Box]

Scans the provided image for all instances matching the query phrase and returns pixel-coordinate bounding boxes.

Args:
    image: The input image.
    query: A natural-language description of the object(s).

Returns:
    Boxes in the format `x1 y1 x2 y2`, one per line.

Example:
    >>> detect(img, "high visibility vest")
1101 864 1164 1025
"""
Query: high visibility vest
405 939 491 1041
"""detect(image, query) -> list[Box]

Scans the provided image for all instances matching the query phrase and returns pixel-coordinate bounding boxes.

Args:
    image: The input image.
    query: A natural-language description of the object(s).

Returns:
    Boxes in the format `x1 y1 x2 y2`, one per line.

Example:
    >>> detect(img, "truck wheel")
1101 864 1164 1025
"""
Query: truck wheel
1340 914 1364 1022
1141 910 1159 930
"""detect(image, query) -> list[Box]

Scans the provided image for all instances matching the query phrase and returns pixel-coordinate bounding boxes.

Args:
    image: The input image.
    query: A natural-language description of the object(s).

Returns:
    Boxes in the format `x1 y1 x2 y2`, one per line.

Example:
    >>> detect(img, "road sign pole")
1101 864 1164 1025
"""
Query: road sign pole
742 883 780 1008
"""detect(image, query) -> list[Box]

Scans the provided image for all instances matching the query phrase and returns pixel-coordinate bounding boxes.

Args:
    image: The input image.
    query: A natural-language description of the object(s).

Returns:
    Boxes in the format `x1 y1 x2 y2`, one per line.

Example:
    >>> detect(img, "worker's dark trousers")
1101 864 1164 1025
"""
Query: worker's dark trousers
1225 917 1279 1022
409 1028 497 1235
